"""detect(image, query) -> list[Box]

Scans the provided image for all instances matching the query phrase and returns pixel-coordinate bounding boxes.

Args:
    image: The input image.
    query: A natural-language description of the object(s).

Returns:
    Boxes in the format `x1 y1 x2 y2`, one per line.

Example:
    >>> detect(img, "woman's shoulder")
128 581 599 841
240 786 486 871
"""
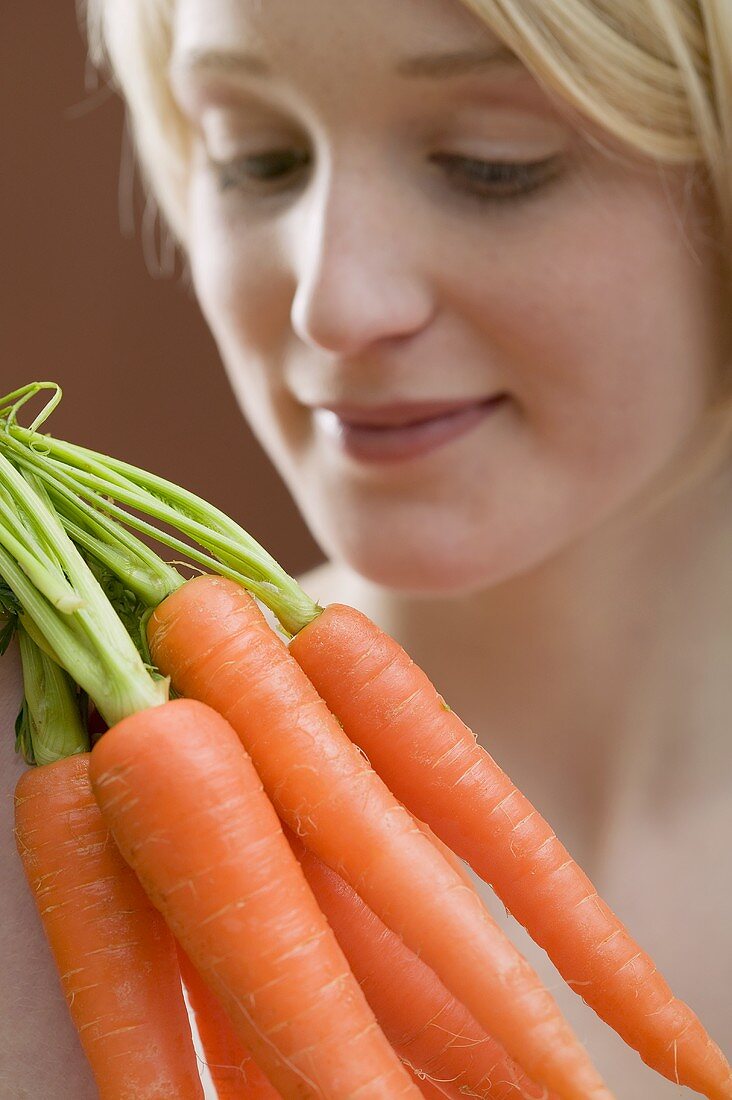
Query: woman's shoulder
0 639 28 795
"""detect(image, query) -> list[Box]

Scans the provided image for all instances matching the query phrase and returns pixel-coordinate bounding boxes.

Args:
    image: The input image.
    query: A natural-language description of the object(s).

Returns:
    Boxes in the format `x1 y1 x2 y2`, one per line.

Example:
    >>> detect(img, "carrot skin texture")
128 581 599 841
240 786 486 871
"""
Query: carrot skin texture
287 829 554 1100
13 754 203 1100
148 576 612 1100
415 1078 462 1099
177 820 533 1100
289 602 732 1100
177 943 280 1098
90 697 419 1100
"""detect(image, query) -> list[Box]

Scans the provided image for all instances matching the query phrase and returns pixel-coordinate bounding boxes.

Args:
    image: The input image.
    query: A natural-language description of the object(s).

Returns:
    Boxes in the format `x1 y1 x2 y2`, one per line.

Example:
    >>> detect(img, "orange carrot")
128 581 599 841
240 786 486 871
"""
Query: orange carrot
13 753 203 1100
148 575 612 1100
410 812 477 891
90 696 420 1100
287 828 555 1100
415 1077 463 1099
178 818 547 1100
177 943 280 1099
180 820 521 1100
289 602 732 1100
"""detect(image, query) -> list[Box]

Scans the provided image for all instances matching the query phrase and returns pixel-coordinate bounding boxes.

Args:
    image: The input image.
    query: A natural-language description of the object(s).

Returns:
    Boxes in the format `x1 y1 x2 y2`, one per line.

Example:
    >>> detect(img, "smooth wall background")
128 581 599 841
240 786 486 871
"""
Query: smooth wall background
2 5 322 578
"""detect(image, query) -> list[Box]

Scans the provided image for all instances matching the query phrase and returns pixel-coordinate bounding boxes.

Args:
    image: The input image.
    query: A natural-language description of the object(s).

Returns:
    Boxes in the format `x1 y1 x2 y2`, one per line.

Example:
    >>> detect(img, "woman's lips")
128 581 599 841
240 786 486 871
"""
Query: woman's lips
312 396 508 463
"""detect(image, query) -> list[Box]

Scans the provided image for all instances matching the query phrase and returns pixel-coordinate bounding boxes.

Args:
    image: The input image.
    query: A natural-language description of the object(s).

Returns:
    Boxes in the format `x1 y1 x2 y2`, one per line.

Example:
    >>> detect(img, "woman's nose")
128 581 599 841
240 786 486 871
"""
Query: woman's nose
289 170 435 356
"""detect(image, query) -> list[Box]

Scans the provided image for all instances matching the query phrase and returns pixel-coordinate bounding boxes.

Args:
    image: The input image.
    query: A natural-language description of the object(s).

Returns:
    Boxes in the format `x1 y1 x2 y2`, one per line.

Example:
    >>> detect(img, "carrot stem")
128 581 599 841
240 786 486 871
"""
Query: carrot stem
40 470 183 606
16 623 89 764
0 453 84 611
0 453 166 727
0 408 319 636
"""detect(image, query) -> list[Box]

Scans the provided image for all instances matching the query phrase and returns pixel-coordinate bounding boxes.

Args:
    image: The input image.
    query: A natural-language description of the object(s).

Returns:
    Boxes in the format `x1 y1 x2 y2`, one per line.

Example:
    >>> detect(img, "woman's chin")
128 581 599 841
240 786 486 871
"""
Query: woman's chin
294 474 583 597
325 538 526 598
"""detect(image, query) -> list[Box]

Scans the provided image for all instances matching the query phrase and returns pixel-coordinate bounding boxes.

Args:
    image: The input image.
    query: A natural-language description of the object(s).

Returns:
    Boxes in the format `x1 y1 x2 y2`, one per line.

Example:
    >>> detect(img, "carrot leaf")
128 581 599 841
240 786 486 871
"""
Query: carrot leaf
0 385 321 636
0 448 169 729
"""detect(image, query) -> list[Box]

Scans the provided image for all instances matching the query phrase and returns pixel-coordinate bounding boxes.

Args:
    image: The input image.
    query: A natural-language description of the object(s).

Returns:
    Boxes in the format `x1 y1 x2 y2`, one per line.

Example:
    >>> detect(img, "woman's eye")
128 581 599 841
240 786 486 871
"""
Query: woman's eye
429 153 559 200
209 149 310 194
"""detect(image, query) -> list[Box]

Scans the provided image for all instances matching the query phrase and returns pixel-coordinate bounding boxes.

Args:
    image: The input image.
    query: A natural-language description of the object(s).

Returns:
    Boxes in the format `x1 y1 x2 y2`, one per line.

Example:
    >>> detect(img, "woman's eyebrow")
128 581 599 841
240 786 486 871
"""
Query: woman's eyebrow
397 46 519 77
171 45 520 82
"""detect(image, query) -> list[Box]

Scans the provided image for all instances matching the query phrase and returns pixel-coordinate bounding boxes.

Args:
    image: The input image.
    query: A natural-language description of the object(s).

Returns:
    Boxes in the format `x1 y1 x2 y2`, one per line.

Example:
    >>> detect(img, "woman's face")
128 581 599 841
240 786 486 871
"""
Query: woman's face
171 0 727 593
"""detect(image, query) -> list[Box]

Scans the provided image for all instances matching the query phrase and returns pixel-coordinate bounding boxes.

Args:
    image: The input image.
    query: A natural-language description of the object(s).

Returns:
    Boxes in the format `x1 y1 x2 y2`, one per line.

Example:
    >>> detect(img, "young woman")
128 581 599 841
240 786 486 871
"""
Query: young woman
2 0 730 1095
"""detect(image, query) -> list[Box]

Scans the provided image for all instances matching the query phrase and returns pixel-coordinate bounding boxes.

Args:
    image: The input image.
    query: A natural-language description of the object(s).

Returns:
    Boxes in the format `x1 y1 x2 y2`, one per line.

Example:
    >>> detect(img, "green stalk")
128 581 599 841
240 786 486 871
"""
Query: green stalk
41 470 184 606
0 464 167 731
0 422 320 636
16 625 89 766
18 611 63 664
0 381 62 433
16 447 280 610
0 453 84 612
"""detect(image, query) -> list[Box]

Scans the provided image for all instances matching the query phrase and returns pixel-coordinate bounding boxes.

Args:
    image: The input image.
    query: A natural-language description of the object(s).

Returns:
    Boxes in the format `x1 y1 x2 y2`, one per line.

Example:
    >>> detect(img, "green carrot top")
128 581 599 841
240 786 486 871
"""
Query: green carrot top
0 382 321 636
0 380 322 764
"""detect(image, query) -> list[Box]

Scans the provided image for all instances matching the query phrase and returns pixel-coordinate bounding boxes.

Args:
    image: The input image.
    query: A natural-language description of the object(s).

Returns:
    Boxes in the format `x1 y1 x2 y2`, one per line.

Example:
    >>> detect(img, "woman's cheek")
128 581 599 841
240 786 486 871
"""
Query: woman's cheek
471 197 716 485
187 184 316 489
187 172 285 347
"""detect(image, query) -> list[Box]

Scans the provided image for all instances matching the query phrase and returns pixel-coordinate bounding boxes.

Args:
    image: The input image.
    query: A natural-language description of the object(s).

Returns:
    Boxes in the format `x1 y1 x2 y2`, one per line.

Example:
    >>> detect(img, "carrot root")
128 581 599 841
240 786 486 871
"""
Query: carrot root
90 696 420 1100
177 942 280 1098
289 601 732 1100
14 754 203 1100
287 827 556 1100
148 576 612 1100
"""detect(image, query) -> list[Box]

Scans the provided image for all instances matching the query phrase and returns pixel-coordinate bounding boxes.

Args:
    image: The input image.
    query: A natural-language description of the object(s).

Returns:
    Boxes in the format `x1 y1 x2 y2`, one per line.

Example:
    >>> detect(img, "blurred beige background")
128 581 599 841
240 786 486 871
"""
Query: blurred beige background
2 5 322 578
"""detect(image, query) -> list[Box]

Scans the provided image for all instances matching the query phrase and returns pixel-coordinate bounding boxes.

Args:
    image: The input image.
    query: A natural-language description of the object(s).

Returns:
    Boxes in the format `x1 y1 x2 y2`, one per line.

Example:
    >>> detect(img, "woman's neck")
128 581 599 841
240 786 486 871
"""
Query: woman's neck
309 459 732 865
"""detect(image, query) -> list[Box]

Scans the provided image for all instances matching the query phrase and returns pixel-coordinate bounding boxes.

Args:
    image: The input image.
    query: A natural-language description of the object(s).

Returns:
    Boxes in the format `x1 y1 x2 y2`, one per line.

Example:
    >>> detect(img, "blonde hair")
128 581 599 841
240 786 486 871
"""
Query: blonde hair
83 0 732 484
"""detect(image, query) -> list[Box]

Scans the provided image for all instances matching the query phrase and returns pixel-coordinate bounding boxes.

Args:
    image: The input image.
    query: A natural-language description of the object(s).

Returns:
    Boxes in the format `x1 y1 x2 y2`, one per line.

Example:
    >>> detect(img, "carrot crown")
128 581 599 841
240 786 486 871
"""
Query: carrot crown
13 622 89 765
0 391 170 739
0 383 321 638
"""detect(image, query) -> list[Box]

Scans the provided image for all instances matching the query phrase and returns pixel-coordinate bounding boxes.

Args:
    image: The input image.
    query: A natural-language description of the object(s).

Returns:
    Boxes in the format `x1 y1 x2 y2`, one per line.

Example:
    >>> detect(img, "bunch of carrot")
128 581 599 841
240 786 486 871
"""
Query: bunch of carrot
3 382 731 1100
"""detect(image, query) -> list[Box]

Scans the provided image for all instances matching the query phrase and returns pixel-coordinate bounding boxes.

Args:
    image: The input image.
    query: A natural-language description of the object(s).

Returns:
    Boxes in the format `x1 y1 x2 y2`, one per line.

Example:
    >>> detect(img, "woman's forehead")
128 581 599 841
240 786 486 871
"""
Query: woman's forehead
171 0 507 66
168 0 547 121
169 0 582 141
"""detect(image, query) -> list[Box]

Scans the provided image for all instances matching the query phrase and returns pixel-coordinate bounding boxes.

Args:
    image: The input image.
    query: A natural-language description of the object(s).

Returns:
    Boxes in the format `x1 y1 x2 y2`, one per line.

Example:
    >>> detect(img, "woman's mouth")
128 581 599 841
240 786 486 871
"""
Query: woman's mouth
312 396 509 463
